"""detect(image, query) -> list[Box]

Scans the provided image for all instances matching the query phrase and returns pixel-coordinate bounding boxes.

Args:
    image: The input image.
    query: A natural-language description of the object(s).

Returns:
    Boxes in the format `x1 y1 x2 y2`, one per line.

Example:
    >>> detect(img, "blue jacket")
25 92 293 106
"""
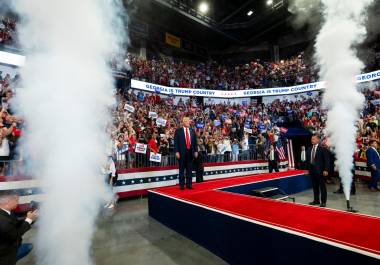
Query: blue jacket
366 147 380 171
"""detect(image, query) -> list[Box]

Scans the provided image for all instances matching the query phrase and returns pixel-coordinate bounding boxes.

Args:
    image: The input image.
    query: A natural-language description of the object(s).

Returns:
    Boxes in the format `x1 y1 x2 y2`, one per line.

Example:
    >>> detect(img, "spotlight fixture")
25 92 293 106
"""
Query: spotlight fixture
199 2 209 14
247 10 254 16
267 0 273 6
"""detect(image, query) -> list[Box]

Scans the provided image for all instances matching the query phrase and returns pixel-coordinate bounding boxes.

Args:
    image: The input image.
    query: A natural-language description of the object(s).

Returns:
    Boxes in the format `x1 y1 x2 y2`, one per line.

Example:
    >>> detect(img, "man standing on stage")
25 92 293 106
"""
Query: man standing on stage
306 134 330 207
175 117 198 190
366 140 380 191
267 144 279 173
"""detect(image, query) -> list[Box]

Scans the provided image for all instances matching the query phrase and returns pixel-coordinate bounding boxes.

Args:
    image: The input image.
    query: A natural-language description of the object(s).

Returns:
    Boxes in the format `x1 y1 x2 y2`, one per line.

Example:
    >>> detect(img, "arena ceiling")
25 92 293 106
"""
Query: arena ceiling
132 0 307 50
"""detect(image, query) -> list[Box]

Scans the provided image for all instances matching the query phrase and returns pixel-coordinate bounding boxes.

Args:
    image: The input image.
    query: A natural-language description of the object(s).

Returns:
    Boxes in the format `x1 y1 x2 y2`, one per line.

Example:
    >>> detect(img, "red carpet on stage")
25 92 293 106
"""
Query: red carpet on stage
152 170 380 258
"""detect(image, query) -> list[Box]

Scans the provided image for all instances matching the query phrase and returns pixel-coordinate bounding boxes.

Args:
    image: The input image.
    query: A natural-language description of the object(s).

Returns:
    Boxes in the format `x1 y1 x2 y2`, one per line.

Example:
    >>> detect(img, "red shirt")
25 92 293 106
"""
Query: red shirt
129 135 137 153
148 138 159 153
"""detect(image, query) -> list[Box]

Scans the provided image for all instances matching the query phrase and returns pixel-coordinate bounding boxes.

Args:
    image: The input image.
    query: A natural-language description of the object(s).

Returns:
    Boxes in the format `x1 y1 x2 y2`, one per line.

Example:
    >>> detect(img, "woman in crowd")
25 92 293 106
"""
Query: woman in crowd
231 139 240 162
148 131 159 166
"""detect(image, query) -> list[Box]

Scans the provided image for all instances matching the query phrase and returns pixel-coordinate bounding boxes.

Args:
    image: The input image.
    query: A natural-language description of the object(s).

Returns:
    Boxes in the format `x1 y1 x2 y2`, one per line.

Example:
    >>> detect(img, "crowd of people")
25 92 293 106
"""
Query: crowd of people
0 54 380 173
0 16 16 46
129 53 317 90
109 87 320 168
0 71 22 175
108 78 380 169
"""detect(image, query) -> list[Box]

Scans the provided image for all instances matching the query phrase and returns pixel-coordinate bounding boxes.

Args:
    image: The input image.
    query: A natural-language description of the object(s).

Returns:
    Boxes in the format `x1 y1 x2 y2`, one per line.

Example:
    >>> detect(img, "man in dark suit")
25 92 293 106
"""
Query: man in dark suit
306 134 330 207
0 190 38 265
267 144 279 173
175 117 198 190
366 140 380 191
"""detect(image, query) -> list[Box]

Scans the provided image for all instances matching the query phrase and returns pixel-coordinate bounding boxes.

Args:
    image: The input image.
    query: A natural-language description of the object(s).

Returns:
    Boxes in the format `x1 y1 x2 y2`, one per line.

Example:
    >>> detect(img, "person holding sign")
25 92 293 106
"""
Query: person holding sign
175 117 198 190
148 132 160 166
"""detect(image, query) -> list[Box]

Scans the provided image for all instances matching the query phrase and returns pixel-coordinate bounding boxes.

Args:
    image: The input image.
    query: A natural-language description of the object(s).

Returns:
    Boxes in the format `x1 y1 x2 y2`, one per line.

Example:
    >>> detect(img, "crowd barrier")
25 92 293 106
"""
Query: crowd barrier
0 157 375 213
115 144 267 169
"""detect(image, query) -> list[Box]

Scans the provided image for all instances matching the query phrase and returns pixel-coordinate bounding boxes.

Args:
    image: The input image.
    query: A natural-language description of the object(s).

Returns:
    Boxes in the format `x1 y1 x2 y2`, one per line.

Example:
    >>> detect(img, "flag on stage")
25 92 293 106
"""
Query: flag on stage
275 141 286 160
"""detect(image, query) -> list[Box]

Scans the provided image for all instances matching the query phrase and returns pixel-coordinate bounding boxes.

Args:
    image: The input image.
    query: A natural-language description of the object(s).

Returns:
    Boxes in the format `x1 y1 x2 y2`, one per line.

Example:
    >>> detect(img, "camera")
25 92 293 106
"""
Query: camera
30 200 40 211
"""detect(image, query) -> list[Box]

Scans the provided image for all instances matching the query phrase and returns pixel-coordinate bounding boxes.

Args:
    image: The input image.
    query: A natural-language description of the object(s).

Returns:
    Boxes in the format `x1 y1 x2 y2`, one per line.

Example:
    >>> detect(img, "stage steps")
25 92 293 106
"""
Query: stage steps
251 187 295 202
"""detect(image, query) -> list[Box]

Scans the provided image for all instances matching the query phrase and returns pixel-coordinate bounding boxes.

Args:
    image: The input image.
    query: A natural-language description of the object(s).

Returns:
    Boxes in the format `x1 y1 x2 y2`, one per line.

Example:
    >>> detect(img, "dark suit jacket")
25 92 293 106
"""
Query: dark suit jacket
306 145 330 175
0 209 31 265
174 127 197 157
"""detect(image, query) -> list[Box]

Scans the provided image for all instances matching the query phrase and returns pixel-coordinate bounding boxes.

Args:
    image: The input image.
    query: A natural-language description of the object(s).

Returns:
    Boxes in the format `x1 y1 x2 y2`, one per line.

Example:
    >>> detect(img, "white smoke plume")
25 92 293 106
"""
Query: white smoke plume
288 0 322 29
10 0 127 264
315 0 374 200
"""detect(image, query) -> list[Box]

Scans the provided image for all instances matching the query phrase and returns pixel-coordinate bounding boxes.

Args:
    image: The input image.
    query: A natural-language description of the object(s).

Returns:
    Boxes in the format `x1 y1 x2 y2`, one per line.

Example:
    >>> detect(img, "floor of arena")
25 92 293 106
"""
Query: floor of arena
18 180 380 265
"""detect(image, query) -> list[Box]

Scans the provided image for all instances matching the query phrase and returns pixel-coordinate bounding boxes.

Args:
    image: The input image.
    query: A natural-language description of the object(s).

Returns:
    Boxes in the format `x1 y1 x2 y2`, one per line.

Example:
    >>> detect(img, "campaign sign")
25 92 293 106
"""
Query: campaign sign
196 123 205 129
124 104 135 113
135 143 147 154
156 118 167 127
118 144 129 154
244 128 253 134
149 112 158 119
150 153 162 163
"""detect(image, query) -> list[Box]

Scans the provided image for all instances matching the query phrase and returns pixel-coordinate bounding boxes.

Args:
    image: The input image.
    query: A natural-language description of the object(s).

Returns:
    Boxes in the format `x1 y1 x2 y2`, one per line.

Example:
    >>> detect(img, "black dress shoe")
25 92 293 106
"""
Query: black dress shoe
180 186 185 190
309 201 320 206
186 186 193 190
320 203 326 207
333 190 343 194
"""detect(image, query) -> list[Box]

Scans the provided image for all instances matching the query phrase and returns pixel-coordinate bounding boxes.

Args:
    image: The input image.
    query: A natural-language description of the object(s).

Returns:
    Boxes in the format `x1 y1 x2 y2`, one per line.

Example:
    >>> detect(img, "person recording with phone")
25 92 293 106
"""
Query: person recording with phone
0 190 38 265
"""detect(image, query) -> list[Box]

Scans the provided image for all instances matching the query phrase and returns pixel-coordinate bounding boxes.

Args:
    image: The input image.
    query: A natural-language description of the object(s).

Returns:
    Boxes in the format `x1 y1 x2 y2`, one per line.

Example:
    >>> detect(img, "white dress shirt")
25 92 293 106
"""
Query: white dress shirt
270 149 275 161
311 144 318 163
301 150 306 161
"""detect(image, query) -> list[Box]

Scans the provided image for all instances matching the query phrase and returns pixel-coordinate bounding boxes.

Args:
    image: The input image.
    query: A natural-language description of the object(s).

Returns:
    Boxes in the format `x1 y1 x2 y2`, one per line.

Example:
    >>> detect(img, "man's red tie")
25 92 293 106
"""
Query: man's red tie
185 128 190 149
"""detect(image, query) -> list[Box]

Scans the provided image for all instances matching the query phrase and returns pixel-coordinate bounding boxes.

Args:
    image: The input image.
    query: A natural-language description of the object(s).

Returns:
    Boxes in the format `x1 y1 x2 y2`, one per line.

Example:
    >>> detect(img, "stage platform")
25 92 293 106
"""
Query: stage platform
148 170 380 265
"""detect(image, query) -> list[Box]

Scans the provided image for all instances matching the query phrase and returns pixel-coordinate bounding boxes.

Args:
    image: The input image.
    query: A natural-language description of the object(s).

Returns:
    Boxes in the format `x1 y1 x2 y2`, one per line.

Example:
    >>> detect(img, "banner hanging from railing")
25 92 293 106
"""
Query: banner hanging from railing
131 69 380 98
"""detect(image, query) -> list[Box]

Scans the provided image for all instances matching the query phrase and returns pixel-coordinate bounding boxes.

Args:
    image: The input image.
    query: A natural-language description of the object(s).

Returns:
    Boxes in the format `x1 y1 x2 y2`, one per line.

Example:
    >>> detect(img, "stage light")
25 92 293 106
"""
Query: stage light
267 0 273 6
247 10 254 16
199 2 209 14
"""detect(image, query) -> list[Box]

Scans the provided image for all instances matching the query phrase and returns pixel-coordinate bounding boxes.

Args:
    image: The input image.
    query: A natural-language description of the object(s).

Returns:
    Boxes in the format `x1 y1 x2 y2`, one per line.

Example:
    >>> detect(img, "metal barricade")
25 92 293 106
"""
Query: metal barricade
116 144 266 169
0 159 26 176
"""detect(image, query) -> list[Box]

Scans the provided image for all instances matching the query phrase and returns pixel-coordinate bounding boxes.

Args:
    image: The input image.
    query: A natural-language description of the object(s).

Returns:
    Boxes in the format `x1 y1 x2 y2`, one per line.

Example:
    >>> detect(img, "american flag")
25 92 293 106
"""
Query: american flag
275 141 287 160
280 127 288 134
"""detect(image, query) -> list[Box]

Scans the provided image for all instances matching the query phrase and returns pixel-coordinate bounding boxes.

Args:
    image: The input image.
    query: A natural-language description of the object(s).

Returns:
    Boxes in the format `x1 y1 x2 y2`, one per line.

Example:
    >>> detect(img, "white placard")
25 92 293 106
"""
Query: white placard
135 143 147 154
149 111 158 119
156 118 167 127
149 153 162 163
244 127 253 134
124 104 135 113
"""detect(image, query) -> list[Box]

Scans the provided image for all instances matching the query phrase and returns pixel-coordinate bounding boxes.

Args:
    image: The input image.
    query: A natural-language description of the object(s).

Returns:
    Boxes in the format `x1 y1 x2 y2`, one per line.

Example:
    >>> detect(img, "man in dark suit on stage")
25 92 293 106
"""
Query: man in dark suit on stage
306 134 330 207
175 117 198 190
0 190 38 265
366 139 380 191
267 144 280 173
